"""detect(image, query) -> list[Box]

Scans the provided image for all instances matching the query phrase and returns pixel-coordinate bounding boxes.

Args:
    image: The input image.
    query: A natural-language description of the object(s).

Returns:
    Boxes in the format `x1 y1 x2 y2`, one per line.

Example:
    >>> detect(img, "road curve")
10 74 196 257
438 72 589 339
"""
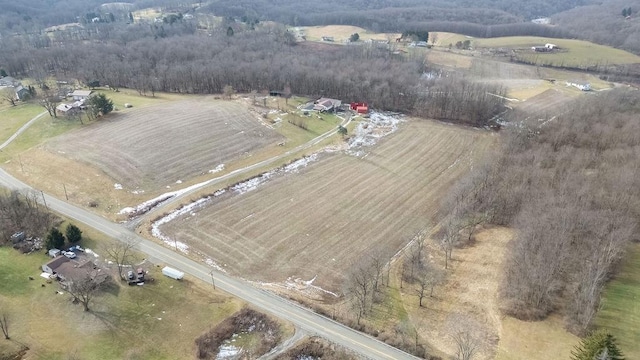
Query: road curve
0 168 418 360
0 111 48 150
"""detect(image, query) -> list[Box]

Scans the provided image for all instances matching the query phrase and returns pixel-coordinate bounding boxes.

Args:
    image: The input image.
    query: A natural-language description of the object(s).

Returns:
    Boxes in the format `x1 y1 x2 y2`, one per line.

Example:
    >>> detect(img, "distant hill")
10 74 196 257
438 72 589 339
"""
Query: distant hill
552 0 640 54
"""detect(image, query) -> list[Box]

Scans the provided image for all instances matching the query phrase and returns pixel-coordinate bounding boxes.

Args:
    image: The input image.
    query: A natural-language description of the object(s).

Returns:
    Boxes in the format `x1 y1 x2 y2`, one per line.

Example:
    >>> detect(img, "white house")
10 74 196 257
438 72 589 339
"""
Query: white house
566 80 591 91
70 90 92 101
545 43 557 50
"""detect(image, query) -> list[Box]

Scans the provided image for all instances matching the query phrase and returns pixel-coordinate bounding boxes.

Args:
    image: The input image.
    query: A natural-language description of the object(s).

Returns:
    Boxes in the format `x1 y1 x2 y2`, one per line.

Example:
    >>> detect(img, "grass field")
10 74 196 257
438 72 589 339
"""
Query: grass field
0 103 44 144
0 246 244 360
299 25 398 43
159 119 496 292
474 36 640 67
596 243 640 359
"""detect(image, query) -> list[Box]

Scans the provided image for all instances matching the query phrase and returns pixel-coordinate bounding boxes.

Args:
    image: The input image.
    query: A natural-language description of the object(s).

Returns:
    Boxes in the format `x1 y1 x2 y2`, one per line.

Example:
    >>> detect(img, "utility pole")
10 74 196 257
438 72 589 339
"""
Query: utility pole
210 270 216 290
63 183 68 200
40 190 48 208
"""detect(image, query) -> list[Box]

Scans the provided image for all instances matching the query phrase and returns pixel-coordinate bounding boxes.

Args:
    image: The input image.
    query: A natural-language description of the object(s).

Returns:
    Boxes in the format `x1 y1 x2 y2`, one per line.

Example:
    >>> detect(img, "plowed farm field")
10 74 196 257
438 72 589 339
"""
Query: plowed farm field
46 97 283 189
159 120 497 292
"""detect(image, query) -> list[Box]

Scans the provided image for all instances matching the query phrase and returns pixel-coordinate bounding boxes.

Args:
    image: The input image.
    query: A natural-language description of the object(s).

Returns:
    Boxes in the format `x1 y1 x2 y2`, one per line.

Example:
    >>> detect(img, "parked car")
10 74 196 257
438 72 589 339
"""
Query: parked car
127 270 135 280
63 251 76 259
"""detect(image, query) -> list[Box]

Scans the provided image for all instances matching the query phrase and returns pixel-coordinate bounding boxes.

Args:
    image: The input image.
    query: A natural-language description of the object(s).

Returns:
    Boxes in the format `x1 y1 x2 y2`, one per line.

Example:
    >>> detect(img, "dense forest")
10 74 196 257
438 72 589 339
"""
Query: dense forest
0 21 505 126
443 90 640 335
553 0 640 54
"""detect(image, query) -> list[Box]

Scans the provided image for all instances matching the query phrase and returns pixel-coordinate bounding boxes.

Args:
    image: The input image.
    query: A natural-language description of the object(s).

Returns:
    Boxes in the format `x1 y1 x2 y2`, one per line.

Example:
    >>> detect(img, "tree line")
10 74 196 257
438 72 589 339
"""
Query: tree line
0 26 505 125
440 89 640 335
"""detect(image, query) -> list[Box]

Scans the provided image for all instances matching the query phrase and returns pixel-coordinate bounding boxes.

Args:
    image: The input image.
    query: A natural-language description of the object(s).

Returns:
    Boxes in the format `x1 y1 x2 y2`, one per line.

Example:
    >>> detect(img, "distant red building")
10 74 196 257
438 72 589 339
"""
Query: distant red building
350 102 368 114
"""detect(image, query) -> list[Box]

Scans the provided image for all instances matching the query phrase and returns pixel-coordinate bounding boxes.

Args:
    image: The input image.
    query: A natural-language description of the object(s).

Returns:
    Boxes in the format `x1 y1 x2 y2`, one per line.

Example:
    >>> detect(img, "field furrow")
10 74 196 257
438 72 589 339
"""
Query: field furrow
161 119 496 292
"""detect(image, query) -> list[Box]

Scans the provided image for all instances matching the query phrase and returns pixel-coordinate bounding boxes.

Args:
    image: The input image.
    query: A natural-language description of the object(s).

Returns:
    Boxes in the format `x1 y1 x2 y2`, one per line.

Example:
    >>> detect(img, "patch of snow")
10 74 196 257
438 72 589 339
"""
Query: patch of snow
205 258 225 272
176 180 182 184
347 111 404 157
151 189 227 254
217 344 241 359
85 248 100 258
208 164 225 174
131 189 144 194
231 154 318 195
114 183 123 190
256 275 339 298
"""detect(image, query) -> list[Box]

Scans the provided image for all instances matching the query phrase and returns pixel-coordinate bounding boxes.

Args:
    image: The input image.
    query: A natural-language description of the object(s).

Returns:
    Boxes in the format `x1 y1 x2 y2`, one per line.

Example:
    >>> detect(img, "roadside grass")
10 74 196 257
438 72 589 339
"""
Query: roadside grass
0 246 244 360
474 36 640 67
596 243 640 359
0 103 44 144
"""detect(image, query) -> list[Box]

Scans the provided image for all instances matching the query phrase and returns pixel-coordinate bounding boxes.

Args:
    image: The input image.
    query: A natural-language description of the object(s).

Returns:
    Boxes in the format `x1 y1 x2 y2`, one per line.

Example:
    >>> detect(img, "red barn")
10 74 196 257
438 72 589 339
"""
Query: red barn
350 102 369 114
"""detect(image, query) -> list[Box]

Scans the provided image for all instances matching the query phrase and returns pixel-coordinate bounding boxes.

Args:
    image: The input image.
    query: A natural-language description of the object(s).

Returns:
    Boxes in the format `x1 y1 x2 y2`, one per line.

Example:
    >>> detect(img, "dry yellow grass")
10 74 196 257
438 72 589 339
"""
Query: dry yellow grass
400 227 580 360
496 315 580 360
300 25 399 43
426 50 473 69
430 32 472 47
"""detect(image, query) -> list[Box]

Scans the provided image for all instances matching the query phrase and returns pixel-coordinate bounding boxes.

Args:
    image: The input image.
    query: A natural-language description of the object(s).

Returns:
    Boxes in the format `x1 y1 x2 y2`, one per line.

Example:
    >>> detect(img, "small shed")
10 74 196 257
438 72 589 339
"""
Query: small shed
48 248 61 257
162 266 184 280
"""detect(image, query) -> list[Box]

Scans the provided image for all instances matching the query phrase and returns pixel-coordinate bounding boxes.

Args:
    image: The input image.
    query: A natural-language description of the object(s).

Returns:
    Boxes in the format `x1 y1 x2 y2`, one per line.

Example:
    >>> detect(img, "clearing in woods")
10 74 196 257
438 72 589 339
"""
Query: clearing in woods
159 119 496 293
473 36 640 67
43 97 283 191
299 25 398 43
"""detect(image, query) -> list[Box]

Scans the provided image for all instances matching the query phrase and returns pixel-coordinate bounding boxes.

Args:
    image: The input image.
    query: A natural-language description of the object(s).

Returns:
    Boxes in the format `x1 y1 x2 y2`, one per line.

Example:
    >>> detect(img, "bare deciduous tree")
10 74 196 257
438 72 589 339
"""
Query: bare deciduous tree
447 314 486 360
345 258 375 325
103 236 138 281
39 89 60 118
0 312 9 340
0 88 16 106
66 270 111 312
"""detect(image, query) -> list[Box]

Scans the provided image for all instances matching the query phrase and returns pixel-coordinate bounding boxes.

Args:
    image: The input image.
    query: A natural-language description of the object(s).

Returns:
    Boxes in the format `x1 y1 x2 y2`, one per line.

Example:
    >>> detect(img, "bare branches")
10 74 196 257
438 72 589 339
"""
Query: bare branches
0 312 9 340
66 270 111 312
103 236 138 281
447 314 487 360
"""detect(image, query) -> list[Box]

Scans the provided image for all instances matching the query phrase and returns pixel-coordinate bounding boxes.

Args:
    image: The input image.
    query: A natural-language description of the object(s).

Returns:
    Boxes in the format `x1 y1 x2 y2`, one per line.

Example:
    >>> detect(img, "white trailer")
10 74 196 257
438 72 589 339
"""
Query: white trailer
162 266 184 280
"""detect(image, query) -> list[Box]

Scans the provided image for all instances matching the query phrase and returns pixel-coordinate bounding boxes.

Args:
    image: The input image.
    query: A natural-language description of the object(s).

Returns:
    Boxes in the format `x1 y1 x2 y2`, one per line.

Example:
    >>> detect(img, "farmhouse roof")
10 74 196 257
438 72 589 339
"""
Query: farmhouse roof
70 90 92 97
0 76 18 87
45 256 70 272
55 259 94 281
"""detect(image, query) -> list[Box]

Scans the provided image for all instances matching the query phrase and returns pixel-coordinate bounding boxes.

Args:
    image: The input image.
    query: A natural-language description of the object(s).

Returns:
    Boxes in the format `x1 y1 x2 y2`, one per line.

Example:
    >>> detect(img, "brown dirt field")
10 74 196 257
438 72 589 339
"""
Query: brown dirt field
159 119 497 293
44 97 283 190
511 88 576 116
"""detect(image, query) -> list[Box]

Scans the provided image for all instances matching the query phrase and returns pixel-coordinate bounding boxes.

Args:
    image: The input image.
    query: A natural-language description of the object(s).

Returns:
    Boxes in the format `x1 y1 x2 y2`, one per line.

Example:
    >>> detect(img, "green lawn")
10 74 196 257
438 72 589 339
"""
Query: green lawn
596 243 640 359
0 103 45 144
0 246 243 360
474 36 640 67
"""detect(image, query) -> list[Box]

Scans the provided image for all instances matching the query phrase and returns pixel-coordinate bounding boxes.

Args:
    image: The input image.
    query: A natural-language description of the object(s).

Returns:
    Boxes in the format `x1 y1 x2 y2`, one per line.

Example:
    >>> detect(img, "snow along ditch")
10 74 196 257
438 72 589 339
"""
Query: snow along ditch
129 111 404 289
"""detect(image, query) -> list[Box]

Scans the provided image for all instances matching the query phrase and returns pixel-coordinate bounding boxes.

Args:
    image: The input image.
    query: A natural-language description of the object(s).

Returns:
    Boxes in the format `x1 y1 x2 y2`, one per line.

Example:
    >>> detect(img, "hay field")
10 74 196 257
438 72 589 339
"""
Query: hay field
474 36 640 67
45 97 283 190
160 120 496 292
300 25 399 43
511 88 576 116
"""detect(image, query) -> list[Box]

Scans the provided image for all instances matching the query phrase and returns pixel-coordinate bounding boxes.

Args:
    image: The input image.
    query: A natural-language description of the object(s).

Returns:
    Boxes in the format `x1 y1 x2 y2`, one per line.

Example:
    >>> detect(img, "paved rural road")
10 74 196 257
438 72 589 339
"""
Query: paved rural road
0 168 418 360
